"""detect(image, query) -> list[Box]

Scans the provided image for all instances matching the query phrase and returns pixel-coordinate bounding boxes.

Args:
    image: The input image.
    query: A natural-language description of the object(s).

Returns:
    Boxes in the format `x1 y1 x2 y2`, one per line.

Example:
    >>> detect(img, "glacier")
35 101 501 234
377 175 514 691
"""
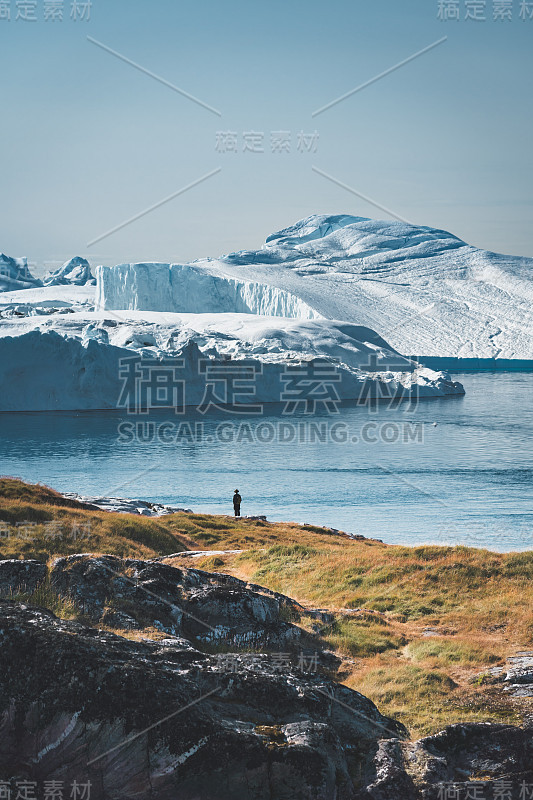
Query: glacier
96 214 533 359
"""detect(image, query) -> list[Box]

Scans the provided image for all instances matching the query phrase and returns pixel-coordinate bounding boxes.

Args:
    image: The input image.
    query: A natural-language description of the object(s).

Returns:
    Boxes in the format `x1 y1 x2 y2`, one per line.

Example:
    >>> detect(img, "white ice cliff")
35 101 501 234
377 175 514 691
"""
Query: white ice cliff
8 210 531 411
96 215 533 359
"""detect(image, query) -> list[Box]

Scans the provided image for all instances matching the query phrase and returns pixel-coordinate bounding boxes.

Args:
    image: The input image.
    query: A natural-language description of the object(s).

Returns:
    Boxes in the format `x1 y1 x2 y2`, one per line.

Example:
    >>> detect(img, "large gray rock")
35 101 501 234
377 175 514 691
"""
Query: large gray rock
358 723 533 799
48 555 303 647
473 652 533 698
1 557 532 798
0 559 47 595
0 601 403 799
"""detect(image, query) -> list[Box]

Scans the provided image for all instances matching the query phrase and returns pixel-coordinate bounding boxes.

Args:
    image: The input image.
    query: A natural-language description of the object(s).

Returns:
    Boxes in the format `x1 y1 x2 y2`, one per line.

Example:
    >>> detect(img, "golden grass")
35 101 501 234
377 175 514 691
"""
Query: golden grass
2 478 532 737
5 580 80 619
406 637 503 667
345 656 523 737
0 478 190 560
180 520 533 735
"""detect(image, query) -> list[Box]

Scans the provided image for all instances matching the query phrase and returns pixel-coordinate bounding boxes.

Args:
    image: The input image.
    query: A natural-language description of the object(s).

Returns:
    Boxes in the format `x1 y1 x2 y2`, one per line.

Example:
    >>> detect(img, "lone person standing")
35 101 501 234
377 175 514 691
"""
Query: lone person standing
233 489 242 517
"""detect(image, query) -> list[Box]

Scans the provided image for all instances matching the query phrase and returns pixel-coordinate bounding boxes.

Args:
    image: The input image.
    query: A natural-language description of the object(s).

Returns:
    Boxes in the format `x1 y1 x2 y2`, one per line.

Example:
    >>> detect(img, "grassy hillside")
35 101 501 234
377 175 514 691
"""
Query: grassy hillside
166 523 533 735
1 478 532 737
0 477 191 560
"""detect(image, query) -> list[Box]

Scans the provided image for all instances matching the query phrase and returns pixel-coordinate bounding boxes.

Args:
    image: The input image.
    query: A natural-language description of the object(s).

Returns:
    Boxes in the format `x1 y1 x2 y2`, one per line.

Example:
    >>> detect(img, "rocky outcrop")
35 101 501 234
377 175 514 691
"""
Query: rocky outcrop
0 601 402 799
361 723 533 799
473 652 533 698
61 492 192 516
0 556 532 799
0 559 48 594
44 555 304 648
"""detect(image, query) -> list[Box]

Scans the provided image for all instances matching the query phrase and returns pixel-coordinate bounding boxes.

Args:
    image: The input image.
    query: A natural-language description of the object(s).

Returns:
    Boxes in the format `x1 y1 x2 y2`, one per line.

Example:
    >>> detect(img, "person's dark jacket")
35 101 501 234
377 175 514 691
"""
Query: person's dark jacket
233 493 242 507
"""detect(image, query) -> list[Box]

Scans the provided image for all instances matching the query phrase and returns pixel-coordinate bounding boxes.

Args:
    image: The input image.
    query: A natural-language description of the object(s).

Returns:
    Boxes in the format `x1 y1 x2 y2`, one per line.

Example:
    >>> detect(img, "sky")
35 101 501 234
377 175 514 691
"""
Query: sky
1 0 532 275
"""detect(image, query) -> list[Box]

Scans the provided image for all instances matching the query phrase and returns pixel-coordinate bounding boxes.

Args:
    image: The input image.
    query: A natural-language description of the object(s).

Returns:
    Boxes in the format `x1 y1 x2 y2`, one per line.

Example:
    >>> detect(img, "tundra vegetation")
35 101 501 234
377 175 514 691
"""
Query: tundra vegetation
1 477 531 737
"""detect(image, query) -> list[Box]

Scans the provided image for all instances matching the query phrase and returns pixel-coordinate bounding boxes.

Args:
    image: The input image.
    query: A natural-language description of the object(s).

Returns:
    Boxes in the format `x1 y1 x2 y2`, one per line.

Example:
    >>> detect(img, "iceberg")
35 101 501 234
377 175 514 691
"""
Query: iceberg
16 212 533 411
0 320 463 412
0 253 95 294
96 263 320 318
0 254 42 292
96 215 533 359
43 256 95 287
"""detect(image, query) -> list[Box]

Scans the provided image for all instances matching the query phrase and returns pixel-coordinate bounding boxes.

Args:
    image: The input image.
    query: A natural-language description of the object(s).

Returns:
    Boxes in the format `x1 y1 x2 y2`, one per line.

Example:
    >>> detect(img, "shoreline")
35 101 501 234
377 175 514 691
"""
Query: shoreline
59 488 533 555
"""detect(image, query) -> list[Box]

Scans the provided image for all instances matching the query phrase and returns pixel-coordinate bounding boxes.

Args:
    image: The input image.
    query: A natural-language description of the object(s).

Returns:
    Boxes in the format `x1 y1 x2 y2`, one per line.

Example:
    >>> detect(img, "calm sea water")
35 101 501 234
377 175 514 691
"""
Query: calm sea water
1 373 532 551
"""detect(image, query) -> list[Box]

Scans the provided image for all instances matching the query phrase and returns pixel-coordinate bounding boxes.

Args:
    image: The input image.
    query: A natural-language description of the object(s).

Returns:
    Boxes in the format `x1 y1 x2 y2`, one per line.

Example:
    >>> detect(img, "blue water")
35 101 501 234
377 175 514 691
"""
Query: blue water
1 373 532 551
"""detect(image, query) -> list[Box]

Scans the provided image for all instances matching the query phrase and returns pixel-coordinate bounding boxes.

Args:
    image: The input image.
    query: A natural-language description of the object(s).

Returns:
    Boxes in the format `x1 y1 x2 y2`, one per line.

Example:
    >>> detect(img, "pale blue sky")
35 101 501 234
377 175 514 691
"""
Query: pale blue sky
1 0 532 273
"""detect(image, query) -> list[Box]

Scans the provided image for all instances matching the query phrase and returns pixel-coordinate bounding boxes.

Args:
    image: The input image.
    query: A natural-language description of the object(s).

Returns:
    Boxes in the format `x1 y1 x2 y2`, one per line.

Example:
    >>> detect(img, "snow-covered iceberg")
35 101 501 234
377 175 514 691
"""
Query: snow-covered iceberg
15 211 533 411
0 253 95 294
0 254 42 292
43 256 95 287
0 311 463 411
96 215 533 359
